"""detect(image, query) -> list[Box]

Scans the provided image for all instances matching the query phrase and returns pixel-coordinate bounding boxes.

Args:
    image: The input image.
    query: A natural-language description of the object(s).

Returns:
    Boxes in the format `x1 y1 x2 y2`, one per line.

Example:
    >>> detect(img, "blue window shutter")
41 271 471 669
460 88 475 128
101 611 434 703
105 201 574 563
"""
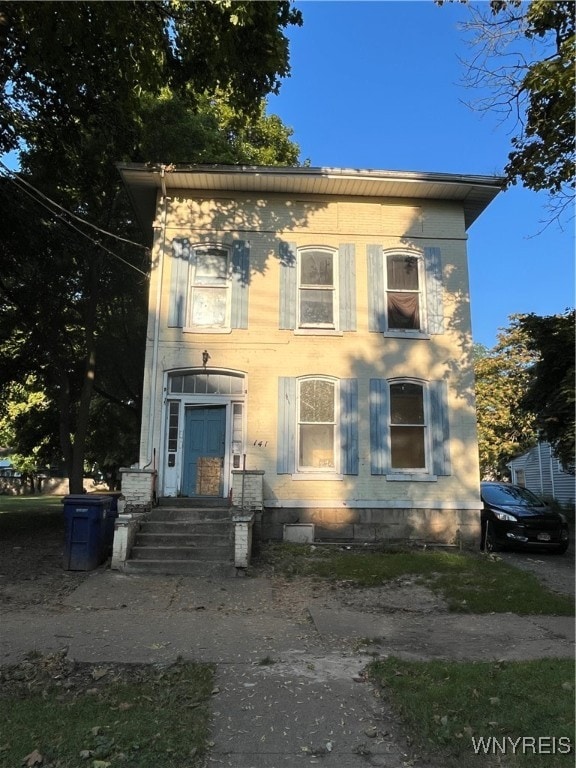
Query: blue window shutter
277 377 296 474
340 379 359 475
279 242 297 329
425 247 444 334
339 244 356 331
367 245 386 332
168 238 191 328
231 240 250 329
430 379 451 475
369 378 389 474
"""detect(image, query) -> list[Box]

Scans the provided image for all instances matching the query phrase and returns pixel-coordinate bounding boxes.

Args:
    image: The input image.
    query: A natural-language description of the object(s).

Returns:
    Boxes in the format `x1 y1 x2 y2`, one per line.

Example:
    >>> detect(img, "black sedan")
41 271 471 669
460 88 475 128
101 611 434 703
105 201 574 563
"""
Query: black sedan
480 481 569 554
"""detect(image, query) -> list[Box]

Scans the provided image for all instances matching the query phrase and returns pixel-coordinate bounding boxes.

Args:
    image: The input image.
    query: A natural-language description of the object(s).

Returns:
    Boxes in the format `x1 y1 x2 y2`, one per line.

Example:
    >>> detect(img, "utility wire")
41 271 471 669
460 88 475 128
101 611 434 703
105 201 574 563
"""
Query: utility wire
0 159 148 251
0 165 149 278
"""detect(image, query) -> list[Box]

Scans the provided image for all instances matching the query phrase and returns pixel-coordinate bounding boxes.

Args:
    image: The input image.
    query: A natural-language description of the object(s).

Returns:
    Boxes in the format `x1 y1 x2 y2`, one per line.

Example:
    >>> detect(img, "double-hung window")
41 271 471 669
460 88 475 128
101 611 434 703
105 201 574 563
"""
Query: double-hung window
298 378 337 470
370 378 451 478
298 249 336 328
367 246 444 336
168 239 250 331
278 377 359 476
389 382 427 470
386 254 422 331
189 246 230 329
279 243 356 332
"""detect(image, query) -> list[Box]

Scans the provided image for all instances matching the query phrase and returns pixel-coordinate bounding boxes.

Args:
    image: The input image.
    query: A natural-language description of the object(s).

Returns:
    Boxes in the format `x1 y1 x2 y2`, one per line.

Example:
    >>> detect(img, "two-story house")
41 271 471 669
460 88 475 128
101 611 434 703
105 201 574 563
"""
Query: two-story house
118 164 502 548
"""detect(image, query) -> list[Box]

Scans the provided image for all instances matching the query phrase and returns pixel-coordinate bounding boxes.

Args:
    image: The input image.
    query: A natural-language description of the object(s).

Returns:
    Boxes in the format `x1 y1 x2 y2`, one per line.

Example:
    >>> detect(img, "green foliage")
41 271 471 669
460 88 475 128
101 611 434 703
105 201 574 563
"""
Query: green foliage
505 0 575 196
0 377 61 476
0 1 303 491
138 92 301 166
474 319 538 479
474 310 575 478
440 0 575 217
0 1 303 155
515 310 575 471
369 657 575 768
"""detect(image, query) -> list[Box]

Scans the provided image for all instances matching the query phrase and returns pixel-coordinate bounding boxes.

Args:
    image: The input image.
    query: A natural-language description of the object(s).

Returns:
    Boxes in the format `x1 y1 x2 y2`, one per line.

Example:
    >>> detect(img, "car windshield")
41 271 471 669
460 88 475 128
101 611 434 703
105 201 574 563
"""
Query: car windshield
482 484 543 507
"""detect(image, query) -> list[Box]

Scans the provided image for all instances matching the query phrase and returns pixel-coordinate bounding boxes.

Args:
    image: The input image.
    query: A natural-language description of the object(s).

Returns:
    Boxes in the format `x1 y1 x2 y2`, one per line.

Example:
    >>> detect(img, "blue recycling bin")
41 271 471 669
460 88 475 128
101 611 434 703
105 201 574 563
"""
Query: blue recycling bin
62 494 112 570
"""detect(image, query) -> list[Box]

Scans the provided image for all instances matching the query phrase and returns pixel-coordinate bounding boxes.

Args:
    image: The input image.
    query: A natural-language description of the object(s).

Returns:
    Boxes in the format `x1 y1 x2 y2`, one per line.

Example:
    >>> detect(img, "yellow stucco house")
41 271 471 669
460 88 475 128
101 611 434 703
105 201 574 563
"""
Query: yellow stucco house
118 164 502 556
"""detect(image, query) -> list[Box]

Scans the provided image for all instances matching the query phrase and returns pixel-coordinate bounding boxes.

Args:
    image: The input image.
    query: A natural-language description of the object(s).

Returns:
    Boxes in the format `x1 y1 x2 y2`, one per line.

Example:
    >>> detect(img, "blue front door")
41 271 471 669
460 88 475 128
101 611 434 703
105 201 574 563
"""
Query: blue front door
182 406 226 497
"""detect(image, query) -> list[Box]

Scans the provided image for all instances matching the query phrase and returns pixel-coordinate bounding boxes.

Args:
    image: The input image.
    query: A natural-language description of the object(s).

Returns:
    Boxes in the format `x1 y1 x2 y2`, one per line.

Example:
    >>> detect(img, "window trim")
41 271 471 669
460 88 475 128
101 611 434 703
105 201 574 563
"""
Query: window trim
297 247 339 331
296 375 340 474
184 243 232 333
384 250 427 335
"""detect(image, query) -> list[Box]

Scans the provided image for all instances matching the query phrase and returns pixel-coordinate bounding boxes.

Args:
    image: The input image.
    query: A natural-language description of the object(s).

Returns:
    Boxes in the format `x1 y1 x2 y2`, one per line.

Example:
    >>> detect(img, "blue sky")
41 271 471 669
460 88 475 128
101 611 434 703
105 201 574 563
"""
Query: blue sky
267 0 574 348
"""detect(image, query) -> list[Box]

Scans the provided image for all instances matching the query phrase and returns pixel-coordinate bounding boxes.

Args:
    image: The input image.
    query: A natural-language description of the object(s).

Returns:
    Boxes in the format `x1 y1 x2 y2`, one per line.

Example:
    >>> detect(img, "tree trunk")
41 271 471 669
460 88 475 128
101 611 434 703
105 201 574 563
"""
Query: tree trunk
69 262 99 494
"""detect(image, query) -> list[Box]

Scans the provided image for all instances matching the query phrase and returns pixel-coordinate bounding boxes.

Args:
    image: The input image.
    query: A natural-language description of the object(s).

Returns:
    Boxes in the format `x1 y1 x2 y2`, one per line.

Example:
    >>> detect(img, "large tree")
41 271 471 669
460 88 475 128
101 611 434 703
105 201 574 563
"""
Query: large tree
474 326 538 479
441 0 575 222
516 310 575 471
0 1 302 155
474 311 575 479
0 1 303 493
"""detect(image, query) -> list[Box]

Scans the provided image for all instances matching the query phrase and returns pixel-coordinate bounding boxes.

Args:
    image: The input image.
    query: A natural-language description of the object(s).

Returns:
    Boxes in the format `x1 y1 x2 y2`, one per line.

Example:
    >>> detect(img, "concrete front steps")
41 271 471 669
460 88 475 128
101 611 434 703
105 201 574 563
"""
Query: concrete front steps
124 498 235 576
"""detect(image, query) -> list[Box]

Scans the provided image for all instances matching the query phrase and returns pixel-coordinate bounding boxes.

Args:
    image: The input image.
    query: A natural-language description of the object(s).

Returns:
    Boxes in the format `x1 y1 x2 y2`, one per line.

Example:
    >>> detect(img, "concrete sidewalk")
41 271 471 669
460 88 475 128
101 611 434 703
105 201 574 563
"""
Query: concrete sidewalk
1 571 574 768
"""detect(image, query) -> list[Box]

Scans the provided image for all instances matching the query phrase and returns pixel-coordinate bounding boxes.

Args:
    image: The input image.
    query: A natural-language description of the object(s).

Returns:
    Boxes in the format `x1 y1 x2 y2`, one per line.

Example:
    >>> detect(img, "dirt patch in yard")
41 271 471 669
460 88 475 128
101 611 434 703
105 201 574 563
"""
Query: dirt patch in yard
0 511 92 612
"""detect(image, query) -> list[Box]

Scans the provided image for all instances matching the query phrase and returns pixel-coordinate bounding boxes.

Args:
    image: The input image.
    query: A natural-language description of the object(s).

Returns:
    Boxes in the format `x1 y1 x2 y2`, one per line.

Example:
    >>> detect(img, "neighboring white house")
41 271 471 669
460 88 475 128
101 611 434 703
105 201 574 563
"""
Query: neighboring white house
508 442 575 506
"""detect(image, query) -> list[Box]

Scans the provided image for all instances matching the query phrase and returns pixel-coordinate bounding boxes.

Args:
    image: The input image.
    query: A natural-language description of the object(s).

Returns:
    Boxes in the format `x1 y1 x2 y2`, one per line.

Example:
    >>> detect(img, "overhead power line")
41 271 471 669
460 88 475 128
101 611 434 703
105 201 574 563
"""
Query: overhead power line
0 161 150 278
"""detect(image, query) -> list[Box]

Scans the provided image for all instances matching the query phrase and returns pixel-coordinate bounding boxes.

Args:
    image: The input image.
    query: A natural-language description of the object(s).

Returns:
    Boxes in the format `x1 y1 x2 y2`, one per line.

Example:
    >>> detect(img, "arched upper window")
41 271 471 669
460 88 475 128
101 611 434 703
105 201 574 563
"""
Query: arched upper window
189 245 231 329
367 245 444 336
168 239 250 331
298 248 337 329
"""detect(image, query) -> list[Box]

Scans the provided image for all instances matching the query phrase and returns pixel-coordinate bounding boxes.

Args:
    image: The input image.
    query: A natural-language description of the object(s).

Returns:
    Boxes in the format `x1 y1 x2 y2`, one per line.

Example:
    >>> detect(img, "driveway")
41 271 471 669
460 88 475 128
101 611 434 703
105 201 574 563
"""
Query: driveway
498 546 575 597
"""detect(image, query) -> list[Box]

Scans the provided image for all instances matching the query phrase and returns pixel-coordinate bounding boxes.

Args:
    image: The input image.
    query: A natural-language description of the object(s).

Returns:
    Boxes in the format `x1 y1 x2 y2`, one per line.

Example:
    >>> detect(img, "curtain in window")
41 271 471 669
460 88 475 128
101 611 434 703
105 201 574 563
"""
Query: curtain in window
387 293 420 329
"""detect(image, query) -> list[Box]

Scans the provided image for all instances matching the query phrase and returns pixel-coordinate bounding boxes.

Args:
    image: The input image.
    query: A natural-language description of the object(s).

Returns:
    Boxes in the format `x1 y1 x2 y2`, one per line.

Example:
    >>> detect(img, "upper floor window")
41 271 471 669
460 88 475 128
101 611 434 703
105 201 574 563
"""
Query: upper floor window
189 246 230 329
386 254 422 331
168 239 250 331
279 242 356 333
298 249 336 328
367 246 444 336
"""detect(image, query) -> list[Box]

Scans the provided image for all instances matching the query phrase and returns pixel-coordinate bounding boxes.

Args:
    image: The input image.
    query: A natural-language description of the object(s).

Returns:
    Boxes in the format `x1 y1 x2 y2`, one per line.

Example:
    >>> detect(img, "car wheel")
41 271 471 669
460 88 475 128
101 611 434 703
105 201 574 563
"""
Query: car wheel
553 542 569 555
483 522 499 553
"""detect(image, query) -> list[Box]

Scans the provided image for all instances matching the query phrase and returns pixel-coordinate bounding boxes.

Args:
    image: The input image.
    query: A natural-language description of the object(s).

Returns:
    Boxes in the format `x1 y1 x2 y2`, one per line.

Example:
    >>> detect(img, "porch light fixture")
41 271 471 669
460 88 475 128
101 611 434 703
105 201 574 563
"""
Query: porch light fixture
202 350 210 369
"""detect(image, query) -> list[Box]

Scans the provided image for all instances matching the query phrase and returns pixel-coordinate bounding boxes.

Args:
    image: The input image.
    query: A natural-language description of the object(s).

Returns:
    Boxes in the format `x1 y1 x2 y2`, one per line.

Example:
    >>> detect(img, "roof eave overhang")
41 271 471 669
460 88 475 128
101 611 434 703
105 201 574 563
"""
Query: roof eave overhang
117 163 504 236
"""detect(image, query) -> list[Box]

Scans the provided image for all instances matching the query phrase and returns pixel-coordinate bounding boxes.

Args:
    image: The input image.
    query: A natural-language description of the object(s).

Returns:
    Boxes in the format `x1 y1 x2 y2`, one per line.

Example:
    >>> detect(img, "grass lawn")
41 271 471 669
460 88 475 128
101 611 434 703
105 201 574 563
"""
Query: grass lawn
0 494 63 514
0 654 214 768
0 494 64 533
256 542 574 615
369 657 575 768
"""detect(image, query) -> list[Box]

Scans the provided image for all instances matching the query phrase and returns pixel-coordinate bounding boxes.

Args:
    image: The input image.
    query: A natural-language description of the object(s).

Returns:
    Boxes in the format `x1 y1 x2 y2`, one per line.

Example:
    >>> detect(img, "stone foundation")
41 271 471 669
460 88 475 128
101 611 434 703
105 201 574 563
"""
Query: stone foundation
260 506 481 547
